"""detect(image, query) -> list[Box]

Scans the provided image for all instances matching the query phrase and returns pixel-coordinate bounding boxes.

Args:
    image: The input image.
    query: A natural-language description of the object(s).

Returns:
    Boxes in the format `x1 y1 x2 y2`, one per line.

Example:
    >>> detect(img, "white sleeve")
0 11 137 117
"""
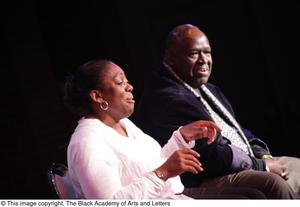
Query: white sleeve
161 128 195 159
69 141 166 199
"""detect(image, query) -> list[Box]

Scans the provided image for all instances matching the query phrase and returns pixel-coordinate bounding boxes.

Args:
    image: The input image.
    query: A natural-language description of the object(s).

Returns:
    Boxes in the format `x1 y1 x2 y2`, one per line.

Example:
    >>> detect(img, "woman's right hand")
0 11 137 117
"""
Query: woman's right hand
154 148 202 181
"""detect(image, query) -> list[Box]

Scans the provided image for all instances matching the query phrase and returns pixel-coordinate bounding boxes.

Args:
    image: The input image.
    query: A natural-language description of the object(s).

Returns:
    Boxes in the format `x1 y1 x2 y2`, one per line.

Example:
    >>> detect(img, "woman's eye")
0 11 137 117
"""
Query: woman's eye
116 80 124 85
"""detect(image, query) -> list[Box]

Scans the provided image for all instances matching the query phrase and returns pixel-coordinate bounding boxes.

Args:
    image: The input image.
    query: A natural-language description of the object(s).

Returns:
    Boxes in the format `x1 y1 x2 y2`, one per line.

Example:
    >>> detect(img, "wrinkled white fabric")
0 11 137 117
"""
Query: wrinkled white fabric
68 117 194 199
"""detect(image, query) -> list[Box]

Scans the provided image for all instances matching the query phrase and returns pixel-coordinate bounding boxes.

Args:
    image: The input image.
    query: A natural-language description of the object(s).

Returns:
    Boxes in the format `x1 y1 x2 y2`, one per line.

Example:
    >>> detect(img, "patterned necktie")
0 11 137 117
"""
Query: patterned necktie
200 85 254 156
197 89 251 155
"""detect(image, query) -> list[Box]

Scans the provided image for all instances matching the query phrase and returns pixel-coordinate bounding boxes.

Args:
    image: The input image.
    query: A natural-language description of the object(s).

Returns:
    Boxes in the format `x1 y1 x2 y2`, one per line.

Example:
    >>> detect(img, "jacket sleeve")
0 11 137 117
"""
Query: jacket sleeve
243 129 272 158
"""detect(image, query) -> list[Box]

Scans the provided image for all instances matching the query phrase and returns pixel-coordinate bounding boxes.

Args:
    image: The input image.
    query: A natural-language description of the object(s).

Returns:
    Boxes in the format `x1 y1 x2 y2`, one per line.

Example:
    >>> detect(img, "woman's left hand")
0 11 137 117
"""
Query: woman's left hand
179 120 221 144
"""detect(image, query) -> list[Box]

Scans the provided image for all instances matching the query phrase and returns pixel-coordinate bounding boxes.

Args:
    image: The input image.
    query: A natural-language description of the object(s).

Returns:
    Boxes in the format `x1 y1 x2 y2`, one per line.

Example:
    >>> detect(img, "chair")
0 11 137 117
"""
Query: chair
48 162 78 199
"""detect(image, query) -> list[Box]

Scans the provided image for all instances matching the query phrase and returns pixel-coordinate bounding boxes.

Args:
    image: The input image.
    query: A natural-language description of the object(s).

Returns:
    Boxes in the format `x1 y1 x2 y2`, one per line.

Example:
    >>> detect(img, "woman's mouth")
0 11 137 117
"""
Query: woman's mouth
126 98 135 104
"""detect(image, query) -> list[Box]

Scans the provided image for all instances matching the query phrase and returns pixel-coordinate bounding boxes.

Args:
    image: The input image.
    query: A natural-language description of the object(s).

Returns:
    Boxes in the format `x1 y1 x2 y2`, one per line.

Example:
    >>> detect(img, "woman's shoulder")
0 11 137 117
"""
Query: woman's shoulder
69 118 111 147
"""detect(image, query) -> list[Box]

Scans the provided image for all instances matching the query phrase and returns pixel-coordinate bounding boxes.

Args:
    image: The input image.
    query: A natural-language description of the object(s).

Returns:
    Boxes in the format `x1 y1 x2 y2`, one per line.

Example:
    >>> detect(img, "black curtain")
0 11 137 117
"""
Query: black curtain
1 0 299 198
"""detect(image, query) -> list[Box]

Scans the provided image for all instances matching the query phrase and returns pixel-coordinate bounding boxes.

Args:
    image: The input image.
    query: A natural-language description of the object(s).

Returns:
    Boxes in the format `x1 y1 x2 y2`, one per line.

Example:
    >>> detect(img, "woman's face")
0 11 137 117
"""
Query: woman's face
100 63 135 120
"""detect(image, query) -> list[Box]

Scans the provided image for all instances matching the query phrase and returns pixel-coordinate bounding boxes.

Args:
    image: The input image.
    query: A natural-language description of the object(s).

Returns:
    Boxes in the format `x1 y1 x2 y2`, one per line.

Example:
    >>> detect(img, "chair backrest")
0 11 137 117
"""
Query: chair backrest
48 163 78 199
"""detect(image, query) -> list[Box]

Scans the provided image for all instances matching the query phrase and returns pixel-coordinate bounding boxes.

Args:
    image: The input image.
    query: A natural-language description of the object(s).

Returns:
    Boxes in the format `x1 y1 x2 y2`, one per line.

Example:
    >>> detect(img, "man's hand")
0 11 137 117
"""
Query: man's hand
180 120 221 144
264 158 289 180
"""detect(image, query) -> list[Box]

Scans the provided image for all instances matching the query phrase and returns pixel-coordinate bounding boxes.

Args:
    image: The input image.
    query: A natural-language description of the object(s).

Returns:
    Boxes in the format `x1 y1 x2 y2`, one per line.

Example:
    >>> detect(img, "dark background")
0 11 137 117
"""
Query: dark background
1 0 299 198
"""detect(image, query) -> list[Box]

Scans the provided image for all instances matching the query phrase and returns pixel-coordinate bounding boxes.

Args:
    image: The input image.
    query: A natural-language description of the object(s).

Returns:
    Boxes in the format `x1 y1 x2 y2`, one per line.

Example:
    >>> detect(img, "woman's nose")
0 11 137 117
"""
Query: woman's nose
126 83 134 92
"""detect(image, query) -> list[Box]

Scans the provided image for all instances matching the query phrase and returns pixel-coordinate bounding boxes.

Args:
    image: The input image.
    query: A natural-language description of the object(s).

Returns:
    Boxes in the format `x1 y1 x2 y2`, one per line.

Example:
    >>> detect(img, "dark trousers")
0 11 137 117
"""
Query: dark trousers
196 169 295 199
183 186 266 199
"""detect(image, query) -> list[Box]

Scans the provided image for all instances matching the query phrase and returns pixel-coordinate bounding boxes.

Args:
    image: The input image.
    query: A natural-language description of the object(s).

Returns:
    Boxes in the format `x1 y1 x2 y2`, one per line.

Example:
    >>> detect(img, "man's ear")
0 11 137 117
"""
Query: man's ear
89 90 102 103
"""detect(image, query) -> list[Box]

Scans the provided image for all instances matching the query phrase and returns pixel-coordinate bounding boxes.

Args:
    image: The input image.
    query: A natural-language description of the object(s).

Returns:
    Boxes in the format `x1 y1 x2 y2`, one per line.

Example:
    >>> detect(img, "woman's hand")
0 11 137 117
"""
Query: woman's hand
154 148 203 181
179 120 221 144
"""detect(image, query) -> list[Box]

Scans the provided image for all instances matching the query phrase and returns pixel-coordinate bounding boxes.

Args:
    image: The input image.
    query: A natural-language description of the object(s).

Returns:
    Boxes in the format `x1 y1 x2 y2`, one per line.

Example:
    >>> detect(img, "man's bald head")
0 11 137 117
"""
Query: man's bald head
165 24 207 52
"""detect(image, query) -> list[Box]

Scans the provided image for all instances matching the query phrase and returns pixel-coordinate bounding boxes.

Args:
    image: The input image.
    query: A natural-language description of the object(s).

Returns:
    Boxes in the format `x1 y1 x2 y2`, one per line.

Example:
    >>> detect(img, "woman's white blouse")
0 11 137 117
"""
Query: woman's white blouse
67 118 194 199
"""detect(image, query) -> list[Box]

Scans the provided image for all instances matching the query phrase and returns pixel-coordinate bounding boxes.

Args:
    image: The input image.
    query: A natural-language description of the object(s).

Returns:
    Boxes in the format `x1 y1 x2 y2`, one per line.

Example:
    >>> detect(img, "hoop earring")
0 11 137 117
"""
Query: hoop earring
100 100 109 111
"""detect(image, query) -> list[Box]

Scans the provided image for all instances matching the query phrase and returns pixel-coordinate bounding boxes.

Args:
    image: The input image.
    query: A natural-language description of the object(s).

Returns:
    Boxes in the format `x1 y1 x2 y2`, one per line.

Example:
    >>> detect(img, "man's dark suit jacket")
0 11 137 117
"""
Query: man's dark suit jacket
134 67 271 187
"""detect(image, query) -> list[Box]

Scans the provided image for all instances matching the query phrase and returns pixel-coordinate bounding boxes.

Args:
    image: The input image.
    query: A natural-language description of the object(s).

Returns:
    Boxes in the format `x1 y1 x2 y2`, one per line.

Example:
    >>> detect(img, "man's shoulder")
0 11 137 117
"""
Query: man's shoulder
205 82 221 91
144 69 189 96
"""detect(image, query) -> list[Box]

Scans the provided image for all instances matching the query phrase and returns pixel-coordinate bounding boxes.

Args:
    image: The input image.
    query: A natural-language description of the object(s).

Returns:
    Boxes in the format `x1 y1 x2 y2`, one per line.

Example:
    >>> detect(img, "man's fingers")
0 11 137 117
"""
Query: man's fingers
280 170 289 180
